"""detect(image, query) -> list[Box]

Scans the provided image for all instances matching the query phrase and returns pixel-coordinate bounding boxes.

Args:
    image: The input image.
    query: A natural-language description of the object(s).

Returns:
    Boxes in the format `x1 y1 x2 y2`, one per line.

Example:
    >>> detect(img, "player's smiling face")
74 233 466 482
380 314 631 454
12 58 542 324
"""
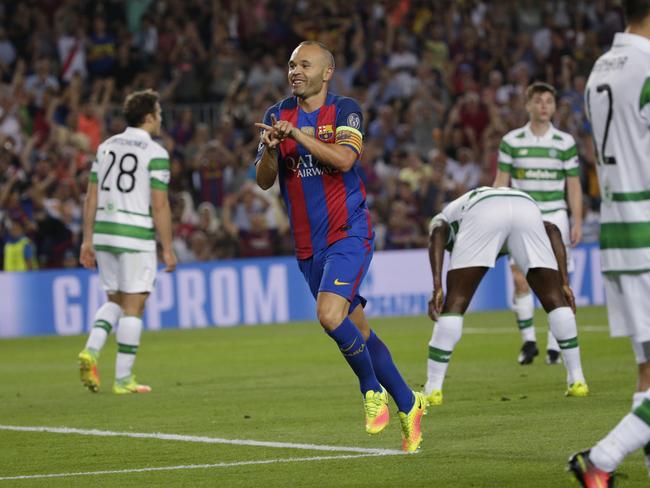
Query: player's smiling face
288 45 331 99
527 92 556 124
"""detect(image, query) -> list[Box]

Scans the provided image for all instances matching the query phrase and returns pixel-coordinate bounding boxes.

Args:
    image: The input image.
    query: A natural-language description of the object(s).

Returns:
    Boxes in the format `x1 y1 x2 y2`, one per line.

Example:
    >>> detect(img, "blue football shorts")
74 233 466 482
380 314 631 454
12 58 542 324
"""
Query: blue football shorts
298 236 373 311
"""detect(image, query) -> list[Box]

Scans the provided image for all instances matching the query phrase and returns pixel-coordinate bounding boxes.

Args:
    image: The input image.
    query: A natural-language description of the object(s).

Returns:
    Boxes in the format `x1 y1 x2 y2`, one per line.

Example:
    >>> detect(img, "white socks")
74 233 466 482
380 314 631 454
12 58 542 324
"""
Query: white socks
115 316 143 380
514 292 536 343
546 329 560 352
426 314 463 394
547 307 585 385
85 302 122 353
590 389 650 473
514 292 560 351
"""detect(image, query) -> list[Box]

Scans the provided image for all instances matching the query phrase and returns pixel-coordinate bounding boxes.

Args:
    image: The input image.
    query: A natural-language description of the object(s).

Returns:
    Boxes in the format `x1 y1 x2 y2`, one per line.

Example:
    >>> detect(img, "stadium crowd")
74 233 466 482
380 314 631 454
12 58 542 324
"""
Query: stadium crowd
0 0 620 270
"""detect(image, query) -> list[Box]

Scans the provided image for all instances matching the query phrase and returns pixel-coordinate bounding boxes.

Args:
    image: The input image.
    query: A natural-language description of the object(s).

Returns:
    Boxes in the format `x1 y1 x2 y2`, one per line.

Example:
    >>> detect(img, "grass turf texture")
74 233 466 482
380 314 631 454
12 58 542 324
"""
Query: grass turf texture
0 306 647 487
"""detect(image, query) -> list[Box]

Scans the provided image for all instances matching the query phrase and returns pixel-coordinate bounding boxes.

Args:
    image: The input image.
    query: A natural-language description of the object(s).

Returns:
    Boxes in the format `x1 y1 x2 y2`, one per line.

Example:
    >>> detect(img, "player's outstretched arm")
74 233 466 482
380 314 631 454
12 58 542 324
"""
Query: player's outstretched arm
80 181 98 270
428 218 450 320
544 221 575 312
152 189 177 272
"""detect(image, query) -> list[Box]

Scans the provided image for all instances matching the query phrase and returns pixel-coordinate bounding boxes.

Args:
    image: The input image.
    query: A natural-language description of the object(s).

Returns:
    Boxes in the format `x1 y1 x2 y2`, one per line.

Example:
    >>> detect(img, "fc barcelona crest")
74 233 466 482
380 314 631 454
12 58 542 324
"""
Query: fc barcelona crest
317 124 334 141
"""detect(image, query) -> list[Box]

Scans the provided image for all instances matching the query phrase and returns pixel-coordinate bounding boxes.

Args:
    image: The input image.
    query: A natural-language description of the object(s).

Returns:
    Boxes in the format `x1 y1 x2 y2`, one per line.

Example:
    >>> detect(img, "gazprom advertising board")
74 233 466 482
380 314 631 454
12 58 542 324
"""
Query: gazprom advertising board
0 244 605 338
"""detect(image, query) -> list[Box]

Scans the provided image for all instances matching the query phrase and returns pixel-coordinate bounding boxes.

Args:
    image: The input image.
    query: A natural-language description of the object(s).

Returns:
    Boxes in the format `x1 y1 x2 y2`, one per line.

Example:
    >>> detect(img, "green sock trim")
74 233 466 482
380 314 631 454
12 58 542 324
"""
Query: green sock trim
558 337 578 349
117 343 138 355
94 320 112 334
517 318 533 330
429 346 452 363
634 399 650 427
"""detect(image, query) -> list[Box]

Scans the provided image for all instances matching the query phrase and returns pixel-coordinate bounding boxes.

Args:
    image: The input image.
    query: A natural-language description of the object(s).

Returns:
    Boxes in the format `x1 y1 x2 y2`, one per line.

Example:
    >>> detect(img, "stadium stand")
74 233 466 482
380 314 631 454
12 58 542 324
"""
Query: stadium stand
0 0 620 269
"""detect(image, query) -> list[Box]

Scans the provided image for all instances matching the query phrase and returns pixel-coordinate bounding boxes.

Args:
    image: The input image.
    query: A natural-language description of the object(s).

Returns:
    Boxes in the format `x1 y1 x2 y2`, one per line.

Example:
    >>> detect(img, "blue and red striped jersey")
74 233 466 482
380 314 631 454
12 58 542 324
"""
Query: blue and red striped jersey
255 93 372 259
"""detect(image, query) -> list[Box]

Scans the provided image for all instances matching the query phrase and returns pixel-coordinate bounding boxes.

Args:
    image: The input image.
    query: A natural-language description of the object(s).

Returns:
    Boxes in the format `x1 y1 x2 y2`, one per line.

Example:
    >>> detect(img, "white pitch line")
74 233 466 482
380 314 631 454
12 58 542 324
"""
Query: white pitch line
0 425 404 456
0 453 398 481
463 325 608 334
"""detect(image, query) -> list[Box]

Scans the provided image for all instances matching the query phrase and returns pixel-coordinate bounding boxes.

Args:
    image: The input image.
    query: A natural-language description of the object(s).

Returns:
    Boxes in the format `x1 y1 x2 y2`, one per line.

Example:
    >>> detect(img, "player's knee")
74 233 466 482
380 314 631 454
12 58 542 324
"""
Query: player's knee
316 302 346 331
514 278 530 295
537 291 566 313
442 294 470 315
637 360 650 391
513 272 530 294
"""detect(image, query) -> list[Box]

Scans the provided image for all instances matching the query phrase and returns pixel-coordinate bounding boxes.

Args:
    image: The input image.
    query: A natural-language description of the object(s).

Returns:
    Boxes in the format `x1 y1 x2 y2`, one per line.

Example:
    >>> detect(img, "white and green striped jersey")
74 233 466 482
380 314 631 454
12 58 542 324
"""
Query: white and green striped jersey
498 123 579 213
585 32 650 273
90 127 170 253
432 186 535 248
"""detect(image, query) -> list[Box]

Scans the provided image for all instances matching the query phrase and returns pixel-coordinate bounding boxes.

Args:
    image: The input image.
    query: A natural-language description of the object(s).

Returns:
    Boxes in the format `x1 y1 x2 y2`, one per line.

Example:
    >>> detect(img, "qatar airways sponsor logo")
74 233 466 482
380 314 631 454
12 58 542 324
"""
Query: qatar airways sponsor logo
285 154 339 177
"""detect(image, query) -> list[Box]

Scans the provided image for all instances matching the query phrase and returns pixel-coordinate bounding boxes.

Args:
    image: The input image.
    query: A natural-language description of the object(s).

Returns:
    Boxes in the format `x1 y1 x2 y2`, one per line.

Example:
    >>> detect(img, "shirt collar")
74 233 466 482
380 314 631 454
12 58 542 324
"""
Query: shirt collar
124 126 152 139
612 32 650 54
524 122 555 142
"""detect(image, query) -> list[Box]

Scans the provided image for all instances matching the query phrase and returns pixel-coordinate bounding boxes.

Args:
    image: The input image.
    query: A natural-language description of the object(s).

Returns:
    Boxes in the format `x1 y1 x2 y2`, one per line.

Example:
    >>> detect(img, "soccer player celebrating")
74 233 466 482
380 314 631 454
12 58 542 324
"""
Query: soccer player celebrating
569 1 650 484
493 82 583 366
423 186 588 406
254 41 426 452
78 89 176 394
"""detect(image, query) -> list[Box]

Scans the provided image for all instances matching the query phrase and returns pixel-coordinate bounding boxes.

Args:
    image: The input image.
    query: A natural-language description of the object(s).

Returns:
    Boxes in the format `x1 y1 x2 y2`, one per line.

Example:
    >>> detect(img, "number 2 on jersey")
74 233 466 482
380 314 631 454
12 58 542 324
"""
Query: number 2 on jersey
587 84 617 165
100 151 138 192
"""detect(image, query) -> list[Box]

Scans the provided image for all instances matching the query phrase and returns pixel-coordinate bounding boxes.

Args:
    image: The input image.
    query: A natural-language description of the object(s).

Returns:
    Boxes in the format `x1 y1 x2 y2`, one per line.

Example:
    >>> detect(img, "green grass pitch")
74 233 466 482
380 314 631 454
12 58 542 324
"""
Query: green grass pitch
0 306 647 487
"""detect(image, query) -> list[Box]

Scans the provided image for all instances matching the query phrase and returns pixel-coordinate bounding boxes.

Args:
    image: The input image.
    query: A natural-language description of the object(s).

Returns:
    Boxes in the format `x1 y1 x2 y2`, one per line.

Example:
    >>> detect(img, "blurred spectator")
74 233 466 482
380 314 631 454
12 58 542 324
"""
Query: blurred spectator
0 27 17 73
3 218 37 271
87 17 116 80
384 201 425 250
25 57 59 108
445 146 482 197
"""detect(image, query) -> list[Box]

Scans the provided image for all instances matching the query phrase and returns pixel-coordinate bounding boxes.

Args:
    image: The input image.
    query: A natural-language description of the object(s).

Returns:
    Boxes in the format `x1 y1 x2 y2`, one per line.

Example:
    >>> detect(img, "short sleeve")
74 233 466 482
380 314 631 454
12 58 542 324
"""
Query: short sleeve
149 148 170 191
498 138 513 173
563 136 579 176
335 98 363 155
89 146 101 183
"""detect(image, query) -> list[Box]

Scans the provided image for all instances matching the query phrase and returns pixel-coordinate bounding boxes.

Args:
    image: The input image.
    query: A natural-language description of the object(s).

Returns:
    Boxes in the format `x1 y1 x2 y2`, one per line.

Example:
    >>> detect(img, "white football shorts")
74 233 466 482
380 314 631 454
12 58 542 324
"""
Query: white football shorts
450 196 558 275
509 208 573 272
96 251 157 294
604 271 650 344
542 209 574 272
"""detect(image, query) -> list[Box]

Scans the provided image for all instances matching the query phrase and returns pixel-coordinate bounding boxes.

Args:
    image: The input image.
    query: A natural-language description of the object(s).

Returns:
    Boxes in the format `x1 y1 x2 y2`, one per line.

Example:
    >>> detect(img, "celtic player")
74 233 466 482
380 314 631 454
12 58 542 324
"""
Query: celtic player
493 82 583 366
78 89 176 394
423 187 588 406
569 1 650 484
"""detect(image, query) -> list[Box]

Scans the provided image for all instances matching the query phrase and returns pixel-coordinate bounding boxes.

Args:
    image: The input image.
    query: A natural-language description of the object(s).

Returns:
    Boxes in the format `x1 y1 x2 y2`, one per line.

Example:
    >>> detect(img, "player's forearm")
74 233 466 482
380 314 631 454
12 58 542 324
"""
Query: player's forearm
256 149 278 190
292 130 357 172
492 170 510 187
566 177 583 227
545 222 569 285
82 183 98 245
152 197 174 252
429 223 449 288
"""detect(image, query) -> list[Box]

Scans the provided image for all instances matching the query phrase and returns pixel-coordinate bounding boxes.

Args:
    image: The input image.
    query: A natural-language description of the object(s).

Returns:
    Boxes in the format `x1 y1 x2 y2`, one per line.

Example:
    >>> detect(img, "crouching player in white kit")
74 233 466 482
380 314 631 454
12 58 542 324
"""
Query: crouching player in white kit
423 187 588 406
78 89 176 394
